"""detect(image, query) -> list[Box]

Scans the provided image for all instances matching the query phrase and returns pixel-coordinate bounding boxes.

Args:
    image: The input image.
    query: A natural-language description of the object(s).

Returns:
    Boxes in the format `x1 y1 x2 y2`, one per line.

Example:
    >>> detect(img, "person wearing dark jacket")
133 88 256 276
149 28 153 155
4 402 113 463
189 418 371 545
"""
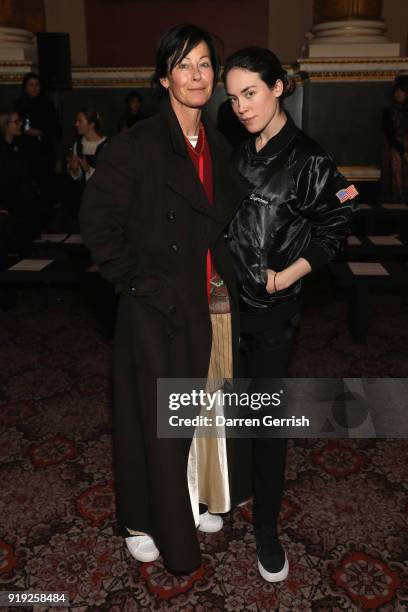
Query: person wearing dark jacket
224 47 357 583
382 74 408 202
0 110 38 256
80 24 250 575
14 72 61 225
117 91 146 132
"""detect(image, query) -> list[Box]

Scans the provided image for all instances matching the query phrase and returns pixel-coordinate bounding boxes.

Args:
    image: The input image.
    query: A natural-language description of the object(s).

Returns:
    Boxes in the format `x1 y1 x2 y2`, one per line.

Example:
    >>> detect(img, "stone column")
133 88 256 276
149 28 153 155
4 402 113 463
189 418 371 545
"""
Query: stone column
0 0 45 61
307 0 400 57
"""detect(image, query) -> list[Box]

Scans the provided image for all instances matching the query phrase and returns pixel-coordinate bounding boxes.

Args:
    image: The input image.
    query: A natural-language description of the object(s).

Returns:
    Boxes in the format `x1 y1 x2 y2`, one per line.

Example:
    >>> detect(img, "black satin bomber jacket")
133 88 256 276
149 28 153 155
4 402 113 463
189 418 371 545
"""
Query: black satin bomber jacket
227 114 356 312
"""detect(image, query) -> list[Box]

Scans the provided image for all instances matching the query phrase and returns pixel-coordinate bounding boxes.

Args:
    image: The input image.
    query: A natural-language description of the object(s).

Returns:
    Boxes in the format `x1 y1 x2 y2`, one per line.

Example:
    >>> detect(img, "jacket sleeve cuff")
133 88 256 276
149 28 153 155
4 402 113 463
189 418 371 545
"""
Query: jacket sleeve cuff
299 243 330 271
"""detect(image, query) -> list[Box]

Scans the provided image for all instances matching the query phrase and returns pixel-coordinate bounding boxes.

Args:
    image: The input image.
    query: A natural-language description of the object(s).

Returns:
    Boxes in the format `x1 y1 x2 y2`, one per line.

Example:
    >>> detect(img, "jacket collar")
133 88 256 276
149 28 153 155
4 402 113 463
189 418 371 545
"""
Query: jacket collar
160 96 189 158
160 95 218 159
247 111 298 161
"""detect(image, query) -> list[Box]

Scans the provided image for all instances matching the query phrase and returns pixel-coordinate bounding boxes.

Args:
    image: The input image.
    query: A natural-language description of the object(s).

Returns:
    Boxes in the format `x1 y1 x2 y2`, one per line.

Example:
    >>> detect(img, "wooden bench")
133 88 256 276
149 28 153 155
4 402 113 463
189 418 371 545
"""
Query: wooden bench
330 261 408 343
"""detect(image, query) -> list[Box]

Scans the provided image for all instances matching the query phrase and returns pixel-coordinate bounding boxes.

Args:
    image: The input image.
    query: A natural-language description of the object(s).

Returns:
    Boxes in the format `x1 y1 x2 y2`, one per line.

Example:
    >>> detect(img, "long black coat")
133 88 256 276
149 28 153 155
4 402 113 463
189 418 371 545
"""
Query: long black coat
80 99 251 573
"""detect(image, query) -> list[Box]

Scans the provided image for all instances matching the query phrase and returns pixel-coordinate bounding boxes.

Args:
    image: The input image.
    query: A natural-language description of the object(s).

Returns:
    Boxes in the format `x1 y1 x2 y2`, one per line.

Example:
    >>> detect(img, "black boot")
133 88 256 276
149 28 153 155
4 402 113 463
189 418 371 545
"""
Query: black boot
254 524 289 582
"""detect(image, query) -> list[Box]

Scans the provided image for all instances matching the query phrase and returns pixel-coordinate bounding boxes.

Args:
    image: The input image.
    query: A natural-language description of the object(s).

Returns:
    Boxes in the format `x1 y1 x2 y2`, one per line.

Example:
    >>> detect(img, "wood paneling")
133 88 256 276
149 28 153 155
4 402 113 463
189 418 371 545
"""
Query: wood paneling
85 0 269 67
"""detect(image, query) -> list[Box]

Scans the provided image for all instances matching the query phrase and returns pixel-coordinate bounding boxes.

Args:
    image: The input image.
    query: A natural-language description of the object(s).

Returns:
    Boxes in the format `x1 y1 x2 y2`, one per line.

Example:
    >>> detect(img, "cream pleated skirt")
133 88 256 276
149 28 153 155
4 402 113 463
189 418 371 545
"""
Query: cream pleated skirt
187 312 232 526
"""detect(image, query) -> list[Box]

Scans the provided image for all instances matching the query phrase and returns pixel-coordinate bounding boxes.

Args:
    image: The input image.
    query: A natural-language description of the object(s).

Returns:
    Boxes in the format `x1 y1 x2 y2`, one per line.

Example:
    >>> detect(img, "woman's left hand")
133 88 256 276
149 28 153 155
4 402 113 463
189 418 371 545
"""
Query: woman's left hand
266 269 287 294
266 258 313 294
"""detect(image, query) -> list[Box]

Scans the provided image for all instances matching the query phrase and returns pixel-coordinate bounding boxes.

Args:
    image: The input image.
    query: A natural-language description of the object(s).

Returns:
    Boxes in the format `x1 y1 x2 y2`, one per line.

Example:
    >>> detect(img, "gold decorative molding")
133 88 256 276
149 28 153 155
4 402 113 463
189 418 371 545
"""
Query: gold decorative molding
72 67 153 74
300 57 408 65
299 56 408 81
1 61 406 87
307 71 404 81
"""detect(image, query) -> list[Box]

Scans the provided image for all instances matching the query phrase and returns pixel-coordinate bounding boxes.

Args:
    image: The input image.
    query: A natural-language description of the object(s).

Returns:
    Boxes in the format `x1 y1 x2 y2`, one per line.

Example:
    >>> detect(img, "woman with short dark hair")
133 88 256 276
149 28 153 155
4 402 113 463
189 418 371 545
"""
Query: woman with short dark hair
80 24 250 575
224 47 357 583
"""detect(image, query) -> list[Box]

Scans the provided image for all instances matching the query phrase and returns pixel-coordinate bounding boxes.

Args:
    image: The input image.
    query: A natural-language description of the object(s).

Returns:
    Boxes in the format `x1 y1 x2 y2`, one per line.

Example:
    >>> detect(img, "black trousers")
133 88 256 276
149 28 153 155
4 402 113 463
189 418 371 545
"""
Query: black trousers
240 313 298 529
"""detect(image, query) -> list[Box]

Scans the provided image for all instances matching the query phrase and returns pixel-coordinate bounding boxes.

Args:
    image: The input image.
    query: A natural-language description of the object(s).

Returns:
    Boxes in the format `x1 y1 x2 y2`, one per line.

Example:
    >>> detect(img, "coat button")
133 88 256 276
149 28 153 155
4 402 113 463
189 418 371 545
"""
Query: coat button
168 305 177 315
168 331 175 340
171 243 179 253
167 210 176 220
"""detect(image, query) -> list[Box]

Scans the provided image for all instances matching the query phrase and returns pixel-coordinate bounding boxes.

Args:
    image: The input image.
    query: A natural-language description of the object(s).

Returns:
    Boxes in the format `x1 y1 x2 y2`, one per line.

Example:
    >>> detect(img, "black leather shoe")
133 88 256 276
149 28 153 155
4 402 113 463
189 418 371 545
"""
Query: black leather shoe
254 524 289 582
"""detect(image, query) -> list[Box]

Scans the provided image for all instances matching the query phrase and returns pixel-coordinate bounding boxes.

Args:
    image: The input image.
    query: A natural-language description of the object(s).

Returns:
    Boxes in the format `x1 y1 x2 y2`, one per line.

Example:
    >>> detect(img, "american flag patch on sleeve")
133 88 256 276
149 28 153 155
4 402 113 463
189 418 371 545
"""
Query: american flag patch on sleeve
336 184 359 203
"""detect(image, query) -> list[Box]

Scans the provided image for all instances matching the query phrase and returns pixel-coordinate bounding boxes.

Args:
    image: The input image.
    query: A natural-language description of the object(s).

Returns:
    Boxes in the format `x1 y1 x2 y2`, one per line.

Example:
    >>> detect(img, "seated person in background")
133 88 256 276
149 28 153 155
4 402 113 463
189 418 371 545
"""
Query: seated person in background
67 109 108 183
117 91 145 132
382 74 408 203
0 110 38 258
64 109 108 231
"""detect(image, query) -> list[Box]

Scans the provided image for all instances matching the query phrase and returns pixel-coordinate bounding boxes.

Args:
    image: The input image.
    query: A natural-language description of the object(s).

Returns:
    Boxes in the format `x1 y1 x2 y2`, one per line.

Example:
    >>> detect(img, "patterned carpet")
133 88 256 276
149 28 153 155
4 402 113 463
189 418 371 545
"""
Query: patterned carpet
0 282 407 611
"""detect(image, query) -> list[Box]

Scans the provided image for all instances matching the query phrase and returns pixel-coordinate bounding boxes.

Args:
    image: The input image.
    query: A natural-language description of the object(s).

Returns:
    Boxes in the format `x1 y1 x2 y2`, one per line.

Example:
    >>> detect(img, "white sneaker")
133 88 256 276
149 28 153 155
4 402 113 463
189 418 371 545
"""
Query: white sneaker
198 511 223 533
258 552 289 583
125 535 160 562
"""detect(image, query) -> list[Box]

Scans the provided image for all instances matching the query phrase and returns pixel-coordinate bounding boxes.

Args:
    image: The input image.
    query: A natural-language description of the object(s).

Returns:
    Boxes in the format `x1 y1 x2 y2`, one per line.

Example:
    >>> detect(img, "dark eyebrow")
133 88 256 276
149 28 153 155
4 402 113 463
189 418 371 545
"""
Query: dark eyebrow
226 85 256 97
183 55 211 61
241 86 256 94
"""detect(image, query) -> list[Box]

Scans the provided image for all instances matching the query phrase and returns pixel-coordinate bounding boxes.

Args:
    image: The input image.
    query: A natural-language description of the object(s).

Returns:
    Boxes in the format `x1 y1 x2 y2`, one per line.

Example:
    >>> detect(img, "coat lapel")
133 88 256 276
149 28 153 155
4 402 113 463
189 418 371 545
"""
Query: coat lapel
162 98 243 231
163 100 215 217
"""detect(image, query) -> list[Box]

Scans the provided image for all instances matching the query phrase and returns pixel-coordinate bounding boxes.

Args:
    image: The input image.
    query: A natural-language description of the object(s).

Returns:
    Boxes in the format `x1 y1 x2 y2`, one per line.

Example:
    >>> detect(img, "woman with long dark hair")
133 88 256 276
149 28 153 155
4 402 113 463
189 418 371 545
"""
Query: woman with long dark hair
224 47 357 582
80 24 250 575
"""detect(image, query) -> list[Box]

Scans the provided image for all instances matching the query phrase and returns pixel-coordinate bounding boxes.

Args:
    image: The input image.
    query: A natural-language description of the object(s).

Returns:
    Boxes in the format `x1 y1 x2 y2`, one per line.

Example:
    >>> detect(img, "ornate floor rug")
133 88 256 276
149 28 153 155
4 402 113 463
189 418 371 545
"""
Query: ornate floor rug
0 286 407 611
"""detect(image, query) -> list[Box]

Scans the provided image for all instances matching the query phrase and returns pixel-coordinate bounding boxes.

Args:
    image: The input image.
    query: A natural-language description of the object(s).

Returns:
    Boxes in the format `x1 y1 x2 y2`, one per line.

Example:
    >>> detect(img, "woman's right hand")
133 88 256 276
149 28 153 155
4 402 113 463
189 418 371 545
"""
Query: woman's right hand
266 259 313 294
67 155 80 173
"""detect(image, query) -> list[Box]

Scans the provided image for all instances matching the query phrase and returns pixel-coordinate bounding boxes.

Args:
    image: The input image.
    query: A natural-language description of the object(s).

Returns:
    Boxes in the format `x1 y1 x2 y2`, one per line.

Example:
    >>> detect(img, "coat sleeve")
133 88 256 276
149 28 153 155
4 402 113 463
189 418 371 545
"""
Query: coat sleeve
294 153 357 270
79 132 139 293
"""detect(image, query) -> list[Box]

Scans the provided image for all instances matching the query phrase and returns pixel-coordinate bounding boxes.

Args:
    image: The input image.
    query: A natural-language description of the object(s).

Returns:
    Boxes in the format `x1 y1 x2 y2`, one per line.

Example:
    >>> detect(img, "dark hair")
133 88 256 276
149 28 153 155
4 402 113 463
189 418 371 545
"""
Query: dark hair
393 75 408 93
77 108 102 134
223 47 293 98
22 72 41 95
125 90 143 105
152 23 220 92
